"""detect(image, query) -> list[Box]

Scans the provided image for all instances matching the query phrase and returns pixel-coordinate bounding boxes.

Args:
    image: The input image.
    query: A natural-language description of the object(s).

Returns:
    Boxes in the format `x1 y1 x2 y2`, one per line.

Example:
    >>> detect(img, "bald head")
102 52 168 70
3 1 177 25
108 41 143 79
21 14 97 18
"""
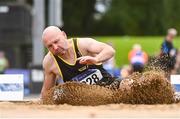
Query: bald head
42 26 61 41
41 26 68 55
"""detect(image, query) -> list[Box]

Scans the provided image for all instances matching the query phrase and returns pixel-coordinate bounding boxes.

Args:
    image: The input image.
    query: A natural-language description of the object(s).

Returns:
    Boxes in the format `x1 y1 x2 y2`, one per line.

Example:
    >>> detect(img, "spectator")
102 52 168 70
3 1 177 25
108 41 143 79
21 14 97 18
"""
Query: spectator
128 44 148 73
160 28 178 70
103 42 116 76
120 65 131 78
0 51 9 74
173 50 180 74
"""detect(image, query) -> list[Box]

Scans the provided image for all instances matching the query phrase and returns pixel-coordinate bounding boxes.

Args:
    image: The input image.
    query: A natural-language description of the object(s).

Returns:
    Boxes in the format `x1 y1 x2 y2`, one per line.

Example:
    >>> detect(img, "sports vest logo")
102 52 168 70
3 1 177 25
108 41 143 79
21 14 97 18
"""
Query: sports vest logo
78 65 88 72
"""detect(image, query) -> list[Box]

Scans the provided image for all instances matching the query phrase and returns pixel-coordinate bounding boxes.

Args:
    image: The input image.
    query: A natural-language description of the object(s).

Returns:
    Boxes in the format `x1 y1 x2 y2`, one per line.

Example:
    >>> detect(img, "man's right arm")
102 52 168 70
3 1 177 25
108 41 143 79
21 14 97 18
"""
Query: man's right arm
40 54 56 99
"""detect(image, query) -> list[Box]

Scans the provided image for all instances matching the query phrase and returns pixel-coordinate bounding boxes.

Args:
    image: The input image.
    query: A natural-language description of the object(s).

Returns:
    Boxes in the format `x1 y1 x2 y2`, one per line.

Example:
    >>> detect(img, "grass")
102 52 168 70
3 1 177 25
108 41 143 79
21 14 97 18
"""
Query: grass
93 36 180 67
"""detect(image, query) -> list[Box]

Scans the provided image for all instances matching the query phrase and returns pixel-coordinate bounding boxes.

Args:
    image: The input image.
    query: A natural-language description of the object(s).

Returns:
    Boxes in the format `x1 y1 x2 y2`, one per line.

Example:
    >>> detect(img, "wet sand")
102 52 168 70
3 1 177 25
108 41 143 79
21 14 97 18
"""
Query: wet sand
0 100 180 118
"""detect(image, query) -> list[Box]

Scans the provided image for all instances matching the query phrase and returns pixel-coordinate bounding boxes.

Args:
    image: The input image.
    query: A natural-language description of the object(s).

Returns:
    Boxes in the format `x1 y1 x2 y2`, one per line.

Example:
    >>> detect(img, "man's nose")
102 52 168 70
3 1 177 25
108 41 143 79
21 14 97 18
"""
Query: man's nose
53 44 58 50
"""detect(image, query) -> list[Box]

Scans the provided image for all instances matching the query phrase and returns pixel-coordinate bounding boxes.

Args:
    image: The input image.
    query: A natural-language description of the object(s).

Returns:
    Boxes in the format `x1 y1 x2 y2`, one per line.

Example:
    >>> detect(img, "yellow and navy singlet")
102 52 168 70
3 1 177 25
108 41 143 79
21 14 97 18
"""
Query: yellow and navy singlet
52 38 112 82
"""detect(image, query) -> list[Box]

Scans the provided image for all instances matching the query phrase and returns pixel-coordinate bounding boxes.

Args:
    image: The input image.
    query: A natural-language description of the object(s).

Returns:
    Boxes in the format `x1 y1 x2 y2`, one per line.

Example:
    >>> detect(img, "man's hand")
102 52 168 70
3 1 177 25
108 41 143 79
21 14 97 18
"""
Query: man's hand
77 56 98 65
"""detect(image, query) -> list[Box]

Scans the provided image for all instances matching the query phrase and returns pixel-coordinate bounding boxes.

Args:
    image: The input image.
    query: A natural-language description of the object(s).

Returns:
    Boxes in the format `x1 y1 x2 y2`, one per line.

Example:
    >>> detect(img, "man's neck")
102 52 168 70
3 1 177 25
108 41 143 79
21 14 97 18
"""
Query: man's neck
60 40 74 59
166 36 172 42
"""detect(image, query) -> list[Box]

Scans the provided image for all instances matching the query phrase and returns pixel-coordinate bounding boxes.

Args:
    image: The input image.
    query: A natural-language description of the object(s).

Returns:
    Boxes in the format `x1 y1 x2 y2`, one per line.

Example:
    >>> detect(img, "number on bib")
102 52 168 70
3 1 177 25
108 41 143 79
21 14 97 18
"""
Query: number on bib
79 69 103 85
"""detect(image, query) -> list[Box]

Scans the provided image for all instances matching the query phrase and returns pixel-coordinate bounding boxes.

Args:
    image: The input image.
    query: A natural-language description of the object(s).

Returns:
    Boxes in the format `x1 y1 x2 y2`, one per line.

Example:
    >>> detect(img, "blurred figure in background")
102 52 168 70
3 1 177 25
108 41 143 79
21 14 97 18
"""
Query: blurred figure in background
103 42 116 76
120 65 131 78
0 51 9 74
160 28 178 71
174 50 180 74
128 44 148 73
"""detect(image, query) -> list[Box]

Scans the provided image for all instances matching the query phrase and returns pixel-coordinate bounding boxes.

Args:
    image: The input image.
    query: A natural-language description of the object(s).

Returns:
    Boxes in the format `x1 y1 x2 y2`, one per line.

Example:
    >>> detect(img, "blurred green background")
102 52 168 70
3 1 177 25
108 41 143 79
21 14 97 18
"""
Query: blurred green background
1 0 180 68
94 36 180 67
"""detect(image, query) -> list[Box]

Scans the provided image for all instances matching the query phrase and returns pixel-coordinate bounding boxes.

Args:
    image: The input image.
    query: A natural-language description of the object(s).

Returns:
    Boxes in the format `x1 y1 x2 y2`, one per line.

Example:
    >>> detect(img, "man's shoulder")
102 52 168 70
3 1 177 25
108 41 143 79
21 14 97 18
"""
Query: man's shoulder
43 52 54 67
161 39 167 45
75 37 96 46
44 51 52 59
72 37 95 41
77 37 95 41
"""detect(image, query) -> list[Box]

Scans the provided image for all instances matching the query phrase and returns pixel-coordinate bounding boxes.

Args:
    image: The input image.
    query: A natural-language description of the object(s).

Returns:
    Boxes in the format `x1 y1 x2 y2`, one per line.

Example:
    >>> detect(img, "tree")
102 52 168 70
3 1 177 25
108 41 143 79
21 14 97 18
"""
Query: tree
62 0 96 36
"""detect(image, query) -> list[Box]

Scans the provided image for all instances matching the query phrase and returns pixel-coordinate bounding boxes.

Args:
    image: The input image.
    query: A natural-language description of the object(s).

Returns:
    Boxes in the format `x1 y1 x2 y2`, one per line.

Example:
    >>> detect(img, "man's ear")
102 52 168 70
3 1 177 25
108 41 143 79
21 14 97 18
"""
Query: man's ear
61 31 67 39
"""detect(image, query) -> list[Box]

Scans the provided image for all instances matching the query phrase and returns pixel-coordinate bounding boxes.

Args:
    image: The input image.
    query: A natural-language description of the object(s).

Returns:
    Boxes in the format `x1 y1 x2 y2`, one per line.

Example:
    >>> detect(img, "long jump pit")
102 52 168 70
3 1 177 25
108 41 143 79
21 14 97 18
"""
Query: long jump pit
1 70 180 119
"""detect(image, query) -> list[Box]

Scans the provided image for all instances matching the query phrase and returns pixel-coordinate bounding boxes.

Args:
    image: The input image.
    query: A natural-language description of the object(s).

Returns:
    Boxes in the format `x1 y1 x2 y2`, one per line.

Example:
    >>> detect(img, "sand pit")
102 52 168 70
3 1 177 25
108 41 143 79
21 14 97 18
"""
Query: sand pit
1 71 178 118
42 70 175 105
0 101 180 118
1 55 179 118
42 82 114 105
116 71 175 104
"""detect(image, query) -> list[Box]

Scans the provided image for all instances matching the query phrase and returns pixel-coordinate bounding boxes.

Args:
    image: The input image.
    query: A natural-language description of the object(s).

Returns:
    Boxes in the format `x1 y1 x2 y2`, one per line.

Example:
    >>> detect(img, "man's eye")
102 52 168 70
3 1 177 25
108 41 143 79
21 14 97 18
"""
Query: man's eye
48 45 52 48
54 41 58 44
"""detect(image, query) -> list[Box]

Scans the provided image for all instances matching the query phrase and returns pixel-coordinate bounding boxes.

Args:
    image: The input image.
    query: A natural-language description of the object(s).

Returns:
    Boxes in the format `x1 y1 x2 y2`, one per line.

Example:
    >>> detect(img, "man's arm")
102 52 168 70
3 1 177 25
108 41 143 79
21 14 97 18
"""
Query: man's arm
40 54 56 99
78 38 115 65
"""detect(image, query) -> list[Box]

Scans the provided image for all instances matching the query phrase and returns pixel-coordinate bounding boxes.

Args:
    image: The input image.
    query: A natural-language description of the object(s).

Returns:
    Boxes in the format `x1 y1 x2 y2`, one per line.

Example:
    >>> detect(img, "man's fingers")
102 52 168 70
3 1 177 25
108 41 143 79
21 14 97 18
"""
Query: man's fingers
77 57 86 64
77 56 94 65
77 57 88 61
77 57 83 61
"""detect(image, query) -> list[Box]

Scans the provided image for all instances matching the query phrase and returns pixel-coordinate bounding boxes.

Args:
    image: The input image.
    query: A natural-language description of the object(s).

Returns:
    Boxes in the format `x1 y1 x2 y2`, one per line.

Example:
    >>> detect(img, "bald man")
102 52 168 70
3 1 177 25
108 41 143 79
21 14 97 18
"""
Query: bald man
40 26 120 99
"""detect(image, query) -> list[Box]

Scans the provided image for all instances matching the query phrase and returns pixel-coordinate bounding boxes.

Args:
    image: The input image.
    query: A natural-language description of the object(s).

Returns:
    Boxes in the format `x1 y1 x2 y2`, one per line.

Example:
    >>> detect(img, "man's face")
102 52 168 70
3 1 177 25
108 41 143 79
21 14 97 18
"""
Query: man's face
167 34 175 42
44 32 68 56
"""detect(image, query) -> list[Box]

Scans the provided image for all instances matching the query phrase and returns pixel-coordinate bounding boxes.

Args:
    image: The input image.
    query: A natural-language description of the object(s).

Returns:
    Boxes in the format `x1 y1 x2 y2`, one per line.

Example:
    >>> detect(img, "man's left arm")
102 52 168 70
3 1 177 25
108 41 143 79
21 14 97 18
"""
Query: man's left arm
78 38 115 65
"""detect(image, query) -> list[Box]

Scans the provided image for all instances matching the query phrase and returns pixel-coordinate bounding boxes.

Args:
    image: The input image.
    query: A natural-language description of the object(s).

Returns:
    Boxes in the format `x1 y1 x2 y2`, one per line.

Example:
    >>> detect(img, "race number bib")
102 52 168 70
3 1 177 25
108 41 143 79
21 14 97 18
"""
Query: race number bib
71 69 103 85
